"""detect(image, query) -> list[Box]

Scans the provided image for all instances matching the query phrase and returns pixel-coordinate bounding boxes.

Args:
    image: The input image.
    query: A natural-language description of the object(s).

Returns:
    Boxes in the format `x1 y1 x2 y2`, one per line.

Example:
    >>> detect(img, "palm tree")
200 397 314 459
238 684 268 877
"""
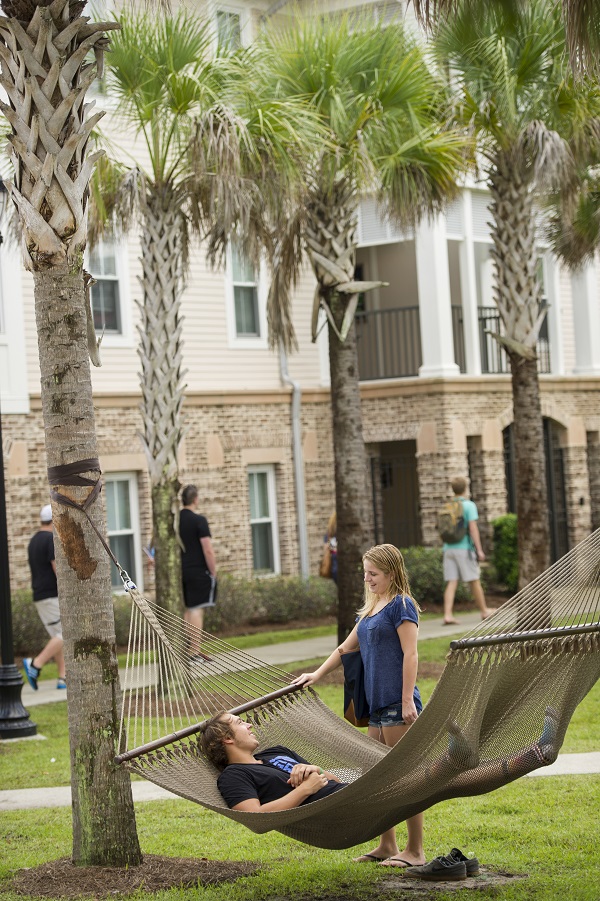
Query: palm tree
433 0 600 588
411 0 600 75
0 0 141 865
94 10 317 618
247 13 468 641
95 11 222 617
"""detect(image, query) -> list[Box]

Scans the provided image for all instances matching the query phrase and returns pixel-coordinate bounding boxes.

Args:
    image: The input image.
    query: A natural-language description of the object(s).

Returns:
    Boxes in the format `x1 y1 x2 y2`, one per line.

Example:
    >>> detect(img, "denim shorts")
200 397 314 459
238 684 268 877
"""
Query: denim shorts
369 697 423 729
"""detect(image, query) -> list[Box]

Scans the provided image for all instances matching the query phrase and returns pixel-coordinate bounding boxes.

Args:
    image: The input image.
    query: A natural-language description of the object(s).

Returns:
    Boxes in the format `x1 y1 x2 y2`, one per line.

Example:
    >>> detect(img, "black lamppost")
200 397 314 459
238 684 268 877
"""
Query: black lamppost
0 177 36 738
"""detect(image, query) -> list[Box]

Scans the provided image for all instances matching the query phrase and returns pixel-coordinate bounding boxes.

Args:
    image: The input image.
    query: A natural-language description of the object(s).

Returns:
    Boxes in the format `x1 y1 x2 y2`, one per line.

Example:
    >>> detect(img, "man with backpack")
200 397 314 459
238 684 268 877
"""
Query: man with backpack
438 477 494 625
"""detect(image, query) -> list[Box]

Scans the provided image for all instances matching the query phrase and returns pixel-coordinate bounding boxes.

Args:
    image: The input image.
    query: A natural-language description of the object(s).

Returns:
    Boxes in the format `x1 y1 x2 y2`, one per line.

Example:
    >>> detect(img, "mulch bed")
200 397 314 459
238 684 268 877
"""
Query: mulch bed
9 855 260 899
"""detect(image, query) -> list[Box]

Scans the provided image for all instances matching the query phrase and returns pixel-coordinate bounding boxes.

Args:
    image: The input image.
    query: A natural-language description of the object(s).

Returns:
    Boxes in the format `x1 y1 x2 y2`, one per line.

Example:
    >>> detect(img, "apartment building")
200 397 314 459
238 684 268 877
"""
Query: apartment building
2 0 599 594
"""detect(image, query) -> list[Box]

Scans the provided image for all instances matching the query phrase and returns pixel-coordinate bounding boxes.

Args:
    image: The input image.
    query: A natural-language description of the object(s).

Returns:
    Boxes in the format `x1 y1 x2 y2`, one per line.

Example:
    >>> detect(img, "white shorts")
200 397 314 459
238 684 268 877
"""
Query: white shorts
443 548 480 582
34 597 63 638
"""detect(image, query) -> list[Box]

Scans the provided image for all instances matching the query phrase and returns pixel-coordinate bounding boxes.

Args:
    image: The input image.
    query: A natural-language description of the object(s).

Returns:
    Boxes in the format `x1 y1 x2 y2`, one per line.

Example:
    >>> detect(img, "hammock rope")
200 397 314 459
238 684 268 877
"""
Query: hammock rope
113 529 600 849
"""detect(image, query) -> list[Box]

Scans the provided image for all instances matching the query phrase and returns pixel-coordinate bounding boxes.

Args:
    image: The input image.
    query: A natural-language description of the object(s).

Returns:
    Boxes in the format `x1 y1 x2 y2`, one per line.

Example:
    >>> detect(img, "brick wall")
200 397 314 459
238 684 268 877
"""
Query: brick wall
3 376 600 591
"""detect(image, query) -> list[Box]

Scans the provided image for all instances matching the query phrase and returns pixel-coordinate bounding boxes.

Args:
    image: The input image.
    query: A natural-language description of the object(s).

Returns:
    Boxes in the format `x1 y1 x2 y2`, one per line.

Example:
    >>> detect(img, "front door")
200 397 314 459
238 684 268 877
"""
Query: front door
370 441 421 548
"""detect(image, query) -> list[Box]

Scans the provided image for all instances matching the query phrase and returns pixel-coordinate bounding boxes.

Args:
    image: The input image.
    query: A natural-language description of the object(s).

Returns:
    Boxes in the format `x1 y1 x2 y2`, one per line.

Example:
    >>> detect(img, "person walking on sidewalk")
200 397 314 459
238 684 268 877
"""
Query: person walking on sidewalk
24 504 66 690
180 484 217 659
442 477 494 625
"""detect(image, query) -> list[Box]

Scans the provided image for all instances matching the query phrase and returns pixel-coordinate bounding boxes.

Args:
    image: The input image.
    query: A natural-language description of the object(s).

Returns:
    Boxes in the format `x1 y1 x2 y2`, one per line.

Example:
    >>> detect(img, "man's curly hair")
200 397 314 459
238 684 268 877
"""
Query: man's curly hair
199 712 234 771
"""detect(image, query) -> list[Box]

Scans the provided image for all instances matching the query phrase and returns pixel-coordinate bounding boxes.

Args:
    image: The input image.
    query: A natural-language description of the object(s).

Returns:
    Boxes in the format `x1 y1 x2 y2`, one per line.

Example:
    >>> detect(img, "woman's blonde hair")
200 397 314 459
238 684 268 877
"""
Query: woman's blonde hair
327 511 336 538
358 544 421 619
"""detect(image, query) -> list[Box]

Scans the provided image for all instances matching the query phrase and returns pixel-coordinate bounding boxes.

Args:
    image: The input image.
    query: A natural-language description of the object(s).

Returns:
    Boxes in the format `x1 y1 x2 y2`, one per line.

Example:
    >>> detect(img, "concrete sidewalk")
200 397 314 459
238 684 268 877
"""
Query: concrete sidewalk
1 752 598 811
17 611 484 707
3 609 599 812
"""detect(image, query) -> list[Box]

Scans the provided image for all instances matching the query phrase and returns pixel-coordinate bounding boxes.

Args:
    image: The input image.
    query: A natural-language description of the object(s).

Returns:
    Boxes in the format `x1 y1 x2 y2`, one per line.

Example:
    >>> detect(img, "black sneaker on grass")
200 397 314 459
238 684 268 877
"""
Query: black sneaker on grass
23 658 40 691
445 847 480 876
403 856 467 881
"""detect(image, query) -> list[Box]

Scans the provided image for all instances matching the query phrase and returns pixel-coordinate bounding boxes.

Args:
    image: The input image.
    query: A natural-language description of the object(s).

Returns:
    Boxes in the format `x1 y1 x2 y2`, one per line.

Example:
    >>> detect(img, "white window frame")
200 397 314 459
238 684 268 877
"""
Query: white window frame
213 3 251 52
225 243 268 348
248 465 280 576
86 233 132 347
105 472 143 592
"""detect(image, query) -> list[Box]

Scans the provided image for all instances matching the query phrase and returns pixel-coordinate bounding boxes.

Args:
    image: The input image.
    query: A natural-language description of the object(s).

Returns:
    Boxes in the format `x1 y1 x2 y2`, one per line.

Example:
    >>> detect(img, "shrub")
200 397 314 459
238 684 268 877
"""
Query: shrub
400 546 491 607
204 574 337 632
9 577 337 653
492 514 518 592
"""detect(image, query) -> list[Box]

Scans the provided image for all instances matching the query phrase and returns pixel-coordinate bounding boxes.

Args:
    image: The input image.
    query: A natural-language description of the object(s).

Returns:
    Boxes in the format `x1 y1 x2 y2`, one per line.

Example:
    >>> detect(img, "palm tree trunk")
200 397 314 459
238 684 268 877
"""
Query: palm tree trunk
508 351 552 591
306 181 373 641
489 153 551 589
328 313 374 641
138 191 186 615
34 263 142 866
0 0 141 865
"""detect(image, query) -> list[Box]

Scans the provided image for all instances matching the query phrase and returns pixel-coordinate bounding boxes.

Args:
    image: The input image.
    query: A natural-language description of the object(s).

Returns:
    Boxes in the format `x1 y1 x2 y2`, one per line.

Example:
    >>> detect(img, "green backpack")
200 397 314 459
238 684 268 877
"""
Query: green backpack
437 498 467 544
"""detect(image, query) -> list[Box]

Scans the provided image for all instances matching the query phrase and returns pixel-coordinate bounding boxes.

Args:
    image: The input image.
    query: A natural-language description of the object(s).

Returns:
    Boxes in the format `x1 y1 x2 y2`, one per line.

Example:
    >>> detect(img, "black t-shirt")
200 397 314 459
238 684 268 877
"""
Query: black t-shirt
217 746 345 809
179 509 211 570
28 530 58 601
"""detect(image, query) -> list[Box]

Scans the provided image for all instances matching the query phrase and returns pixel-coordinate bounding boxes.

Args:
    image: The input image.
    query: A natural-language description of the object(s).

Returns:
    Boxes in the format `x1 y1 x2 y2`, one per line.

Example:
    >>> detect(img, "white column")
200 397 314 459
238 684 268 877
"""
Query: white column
459 190 482 376
542 253 564 376
0 236 28 414
415 214 460 377
571 259 600 375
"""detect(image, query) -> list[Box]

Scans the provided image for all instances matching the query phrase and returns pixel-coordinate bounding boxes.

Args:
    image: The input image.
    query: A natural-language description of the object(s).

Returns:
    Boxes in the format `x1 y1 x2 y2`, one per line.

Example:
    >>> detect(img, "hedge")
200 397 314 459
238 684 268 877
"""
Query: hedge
492 514 518 592
400 546 494 607
9 548 498 654
9 575 338 653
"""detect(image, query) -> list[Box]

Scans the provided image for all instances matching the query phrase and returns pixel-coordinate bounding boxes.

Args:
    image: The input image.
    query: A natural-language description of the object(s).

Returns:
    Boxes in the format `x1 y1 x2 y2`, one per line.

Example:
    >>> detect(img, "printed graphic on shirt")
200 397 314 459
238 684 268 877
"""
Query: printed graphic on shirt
266 755 298 774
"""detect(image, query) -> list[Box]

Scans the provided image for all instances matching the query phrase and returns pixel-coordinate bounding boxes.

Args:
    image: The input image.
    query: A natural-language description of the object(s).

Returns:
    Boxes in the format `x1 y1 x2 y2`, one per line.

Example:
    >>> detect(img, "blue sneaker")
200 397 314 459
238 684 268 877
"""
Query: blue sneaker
56 678 67 690
23 658 40 691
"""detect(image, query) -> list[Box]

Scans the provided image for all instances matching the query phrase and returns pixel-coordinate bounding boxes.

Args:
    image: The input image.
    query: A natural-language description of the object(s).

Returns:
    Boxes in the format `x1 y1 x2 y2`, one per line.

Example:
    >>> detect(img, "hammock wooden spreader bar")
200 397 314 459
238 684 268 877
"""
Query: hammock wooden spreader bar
115 682 305 764
450 621 600 650
116 528 600 849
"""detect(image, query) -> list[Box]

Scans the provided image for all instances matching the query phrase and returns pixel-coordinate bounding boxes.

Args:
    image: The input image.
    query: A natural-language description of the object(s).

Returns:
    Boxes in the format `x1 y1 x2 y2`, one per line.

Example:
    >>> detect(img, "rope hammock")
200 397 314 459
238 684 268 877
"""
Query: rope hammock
113 528 600 849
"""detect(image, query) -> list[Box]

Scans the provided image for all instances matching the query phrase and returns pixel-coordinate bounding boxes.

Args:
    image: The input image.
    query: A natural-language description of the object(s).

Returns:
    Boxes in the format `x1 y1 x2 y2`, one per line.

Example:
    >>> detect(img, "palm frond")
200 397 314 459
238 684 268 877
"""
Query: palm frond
412 1 600 76
545 165 600 267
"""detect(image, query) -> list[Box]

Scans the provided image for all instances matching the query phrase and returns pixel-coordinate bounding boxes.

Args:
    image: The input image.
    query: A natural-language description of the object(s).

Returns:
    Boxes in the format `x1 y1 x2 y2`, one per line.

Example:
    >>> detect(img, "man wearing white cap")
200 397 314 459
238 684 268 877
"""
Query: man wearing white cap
24 504 66 691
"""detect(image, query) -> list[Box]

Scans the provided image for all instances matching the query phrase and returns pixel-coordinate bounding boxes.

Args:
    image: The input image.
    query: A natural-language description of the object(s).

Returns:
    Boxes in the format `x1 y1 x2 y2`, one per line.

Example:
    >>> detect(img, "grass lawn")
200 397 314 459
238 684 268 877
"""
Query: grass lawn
1 628 599 901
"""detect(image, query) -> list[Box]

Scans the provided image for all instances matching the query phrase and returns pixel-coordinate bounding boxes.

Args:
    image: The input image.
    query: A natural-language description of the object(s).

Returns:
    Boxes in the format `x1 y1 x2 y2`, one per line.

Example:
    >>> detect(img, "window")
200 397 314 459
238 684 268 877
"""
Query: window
232 245 260 336
226 243 267 346
89 237 122 333
216 9 242 51
105 474 142 590
248 466 280 574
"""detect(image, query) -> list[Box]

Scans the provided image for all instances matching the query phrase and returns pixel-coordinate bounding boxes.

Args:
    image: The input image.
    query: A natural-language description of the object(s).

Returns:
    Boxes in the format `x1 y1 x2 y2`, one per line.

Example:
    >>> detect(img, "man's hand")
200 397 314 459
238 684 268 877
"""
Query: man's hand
287 763 321 787
294 770 328 796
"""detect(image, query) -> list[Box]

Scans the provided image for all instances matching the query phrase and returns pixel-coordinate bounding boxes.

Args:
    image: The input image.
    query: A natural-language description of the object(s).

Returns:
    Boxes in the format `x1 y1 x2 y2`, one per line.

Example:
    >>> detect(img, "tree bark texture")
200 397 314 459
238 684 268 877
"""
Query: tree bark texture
306 181 374 642
34 263 141 866
509 352 552 590
489 152 551 588
137 191 186 615
0 0 141 865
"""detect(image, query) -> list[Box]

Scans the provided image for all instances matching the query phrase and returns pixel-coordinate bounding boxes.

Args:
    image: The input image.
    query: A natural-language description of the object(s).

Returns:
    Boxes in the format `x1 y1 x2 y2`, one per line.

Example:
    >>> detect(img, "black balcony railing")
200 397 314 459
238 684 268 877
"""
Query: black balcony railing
478 305 551 374
355 302 551 382
355 306 422 380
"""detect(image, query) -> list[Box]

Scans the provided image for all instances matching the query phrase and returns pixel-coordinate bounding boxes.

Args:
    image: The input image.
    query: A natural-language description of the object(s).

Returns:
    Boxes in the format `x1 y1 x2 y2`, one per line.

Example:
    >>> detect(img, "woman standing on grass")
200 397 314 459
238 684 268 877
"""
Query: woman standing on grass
293 543 425 868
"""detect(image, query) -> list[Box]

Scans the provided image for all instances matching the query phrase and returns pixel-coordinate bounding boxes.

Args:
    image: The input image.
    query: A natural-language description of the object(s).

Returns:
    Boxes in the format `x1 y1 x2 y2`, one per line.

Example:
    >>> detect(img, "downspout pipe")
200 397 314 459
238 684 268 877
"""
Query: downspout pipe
279 343 310 579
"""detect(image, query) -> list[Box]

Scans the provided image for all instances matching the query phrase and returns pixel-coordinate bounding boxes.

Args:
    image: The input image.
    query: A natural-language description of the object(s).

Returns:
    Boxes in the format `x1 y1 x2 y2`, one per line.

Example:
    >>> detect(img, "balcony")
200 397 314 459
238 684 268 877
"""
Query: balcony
356 304 551 381
476 305 551 374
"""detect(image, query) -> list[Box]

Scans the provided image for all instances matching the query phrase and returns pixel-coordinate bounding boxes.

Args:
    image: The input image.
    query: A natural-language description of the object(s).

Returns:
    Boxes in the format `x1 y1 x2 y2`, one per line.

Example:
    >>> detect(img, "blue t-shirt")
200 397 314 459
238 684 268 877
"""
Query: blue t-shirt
442 498 478 550
356 595 421 712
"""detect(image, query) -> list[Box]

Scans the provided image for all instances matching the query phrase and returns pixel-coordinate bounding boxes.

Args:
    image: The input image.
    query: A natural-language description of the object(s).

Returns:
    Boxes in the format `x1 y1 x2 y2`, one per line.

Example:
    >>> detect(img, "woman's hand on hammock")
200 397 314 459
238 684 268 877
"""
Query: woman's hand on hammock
292 671 319 687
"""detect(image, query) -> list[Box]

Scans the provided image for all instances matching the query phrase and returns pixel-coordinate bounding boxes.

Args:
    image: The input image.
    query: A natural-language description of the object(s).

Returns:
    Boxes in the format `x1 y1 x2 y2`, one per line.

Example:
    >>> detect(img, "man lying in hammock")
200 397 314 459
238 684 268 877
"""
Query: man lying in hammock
200 707 560 814
199 712 347 811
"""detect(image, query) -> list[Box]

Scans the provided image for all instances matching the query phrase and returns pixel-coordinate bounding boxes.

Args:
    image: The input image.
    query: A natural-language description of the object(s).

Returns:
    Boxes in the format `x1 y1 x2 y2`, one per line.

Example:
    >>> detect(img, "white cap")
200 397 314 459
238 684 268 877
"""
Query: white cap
40 504 53 523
